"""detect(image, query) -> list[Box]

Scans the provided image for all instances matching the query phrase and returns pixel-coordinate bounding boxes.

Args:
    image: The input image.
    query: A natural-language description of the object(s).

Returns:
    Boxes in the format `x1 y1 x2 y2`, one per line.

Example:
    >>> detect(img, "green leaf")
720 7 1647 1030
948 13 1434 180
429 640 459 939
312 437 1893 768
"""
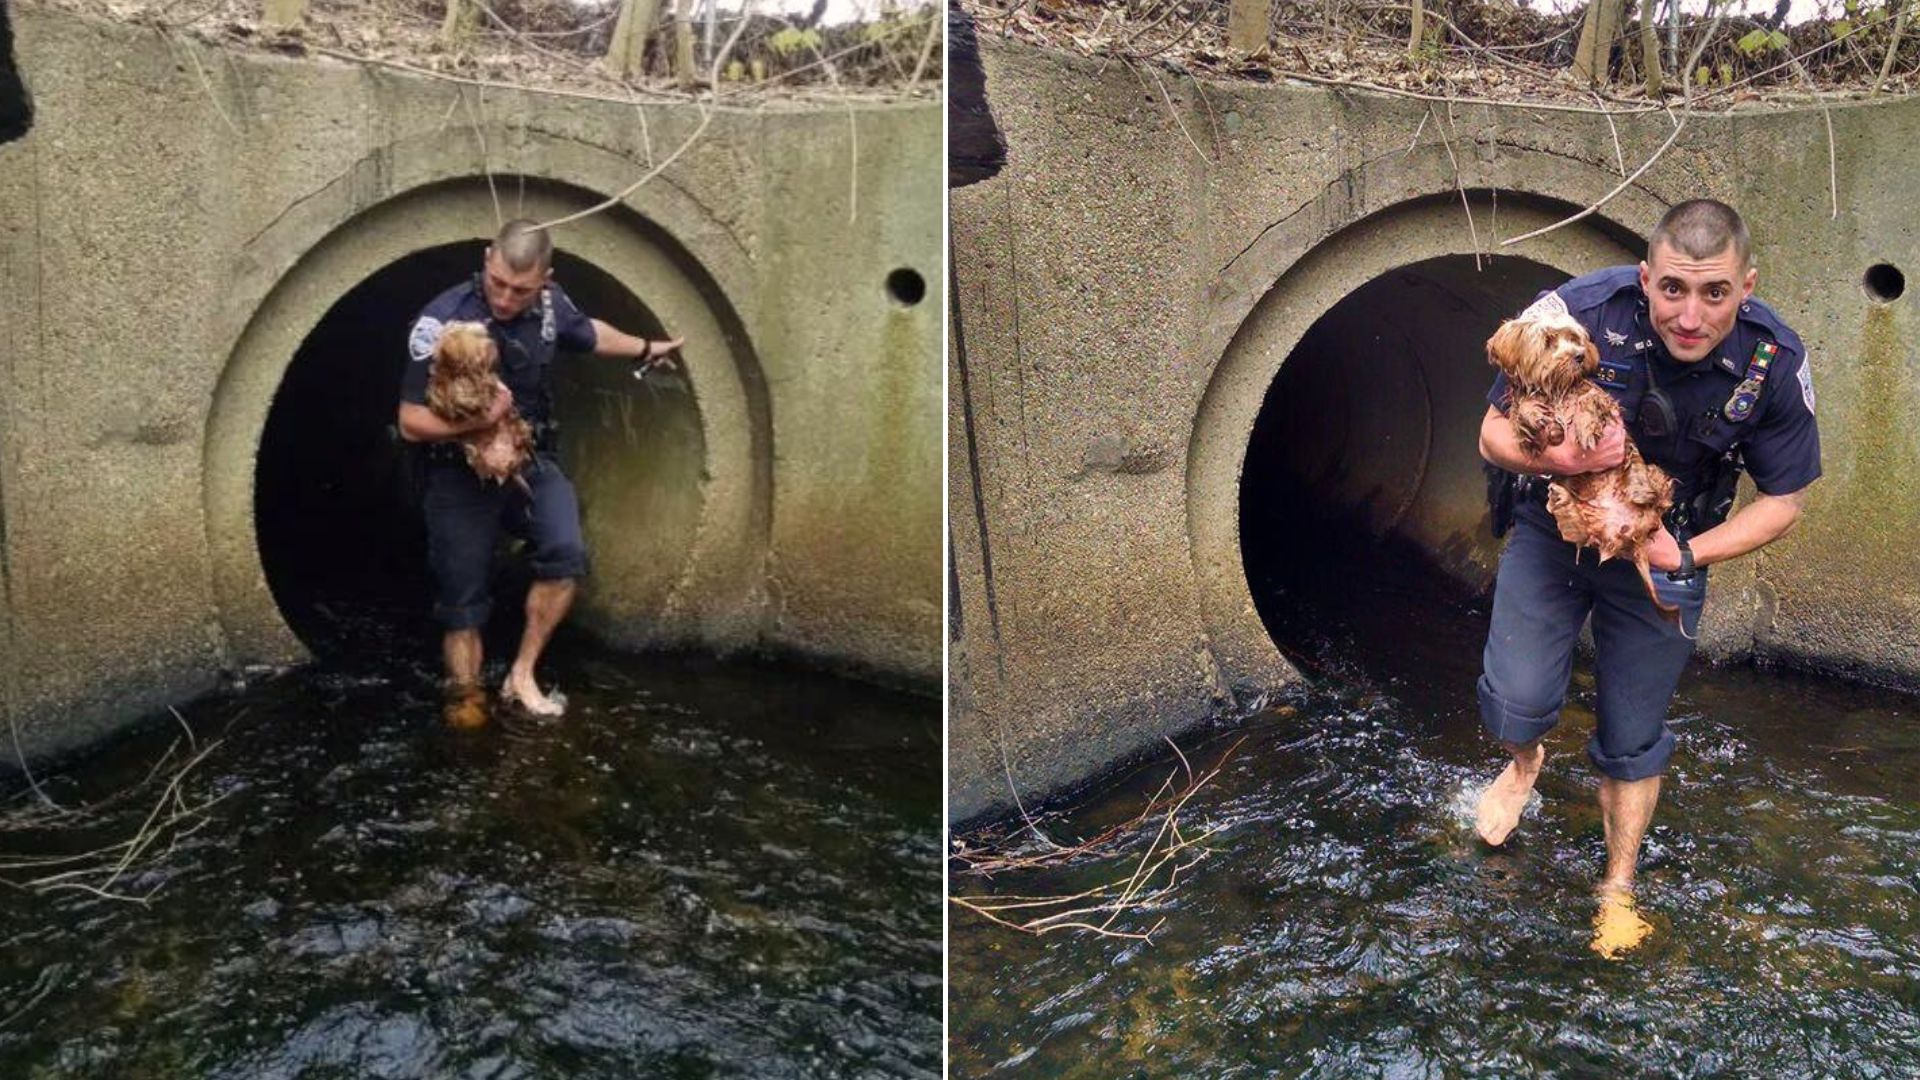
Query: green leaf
1696 64 1711 86
1769 29 1789 50
1834 19 1853 38
1737 27 1770 52
768 27 823 56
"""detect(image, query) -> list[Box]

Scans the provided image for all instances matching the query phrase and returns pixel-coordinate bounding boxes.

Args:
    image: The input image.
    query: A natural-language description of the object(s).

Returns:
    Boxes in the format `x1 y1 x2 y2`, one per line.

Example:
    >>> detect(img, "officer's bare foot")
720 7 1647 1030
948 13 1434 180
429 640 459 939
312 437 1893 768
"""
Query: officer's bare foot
501 671 567 718
1475 744 1545 846
442 684 489 730
1591 882 1653 959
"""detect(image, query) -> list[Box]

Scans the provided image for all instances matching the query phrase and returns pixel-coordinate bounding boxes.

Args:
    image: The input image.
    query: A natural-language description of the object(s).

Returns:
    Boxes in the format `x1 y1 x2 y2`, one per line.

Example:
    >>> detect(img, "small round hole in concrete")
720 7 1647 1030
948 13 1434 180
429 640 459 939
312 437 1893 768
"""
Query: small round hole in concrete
1863 263 1905 303
886 268 926 307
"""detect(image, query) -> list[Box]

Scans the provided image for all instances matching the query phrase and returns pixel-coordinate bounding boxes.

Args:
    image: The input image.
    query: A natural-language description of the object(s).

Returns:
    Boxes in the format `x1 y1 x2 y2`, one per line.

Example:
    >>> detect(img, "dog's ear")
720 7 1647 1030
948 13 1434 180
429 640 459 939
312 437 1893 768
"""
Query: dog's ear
1486 319 1527 375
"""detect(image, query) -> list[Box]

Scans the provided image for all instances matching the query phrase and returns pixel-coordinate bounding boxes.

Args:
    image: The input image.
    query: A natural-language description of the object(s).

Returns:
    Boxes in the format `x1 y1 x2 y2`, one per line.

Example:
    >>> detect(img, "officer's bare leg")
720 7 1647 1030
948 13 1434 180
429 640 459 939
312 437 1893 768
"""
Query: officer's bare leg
503 577 575 716
1591 774 1661 958
444 628 483 687
1475 739 1545 846
441 629 488 729
1597 774 1661 890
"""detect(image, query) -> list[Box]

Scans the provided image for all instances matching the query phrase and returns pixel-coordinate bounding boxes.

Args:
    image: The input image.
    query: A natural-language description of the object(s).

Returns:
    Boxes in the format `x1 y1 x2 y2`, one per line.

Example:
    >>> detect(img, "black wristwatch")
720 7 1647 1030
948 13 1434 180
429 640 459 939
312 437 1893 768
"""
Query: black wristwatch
1667 536 1696 583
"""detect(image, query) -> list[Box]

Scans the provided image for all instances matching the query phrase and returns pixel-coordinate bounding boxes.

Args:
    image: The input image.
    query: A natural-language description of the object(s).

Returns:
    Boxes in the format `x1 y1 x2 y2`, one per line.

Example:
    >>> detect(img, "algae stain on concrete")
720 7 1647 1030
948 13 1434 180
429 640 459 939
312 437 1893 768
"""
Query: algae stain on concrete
872 307 932 495
1834 306 1919 530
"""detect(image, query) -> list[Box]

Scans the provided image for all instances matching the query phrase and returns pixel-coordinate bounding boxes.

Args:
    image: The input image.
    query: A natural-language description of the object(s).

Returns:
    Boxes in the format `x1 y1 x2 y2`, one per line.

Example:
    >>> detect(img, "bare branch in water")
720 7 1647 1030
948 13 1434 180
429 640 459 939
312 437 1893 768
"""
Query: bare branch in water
951 736 1246 940
1 712 227 904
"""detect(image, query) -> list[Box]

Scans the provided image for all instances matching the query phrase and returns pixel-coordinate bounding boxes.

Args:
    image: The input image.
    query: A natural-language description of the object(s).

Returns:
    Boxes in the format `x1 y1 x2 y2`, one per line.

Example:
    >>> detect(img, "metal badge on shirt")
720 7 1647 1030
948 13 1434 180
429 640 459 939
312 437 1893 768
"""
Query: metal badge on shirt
1723 340 1777 422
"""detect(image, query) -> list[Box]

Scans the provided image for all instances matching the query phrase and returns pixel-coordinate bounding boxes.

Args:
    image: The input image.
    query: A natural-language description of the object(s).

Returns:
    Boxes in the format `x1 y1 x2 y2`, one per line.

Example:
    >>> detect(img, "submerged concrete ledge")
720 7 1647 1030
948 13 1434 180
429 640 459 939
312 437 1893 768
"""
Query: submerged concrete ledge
0 4 941 762
950 36 1920 822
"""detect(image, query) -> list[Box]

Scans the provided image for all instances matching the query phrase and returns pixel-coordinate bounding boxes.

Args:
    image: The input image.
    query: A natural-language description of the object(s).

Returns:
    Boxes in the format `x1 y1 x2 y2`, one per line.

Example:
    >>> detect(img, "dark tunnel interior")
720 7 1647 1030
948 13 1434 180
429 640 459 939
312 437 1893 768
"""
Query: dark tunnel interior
1239 254 1572 673
255 241 663 663
1 0 33 144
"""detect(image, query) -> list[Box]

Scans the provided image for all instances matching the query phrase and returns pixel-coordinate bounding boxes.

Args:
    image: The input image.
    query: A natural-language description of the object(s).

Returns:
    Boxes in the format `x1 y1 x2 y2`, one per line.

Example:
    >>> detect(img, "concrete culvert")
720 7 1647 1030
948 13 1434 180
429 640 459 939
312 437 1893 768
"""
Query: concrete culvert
1238 254 1570 653
255 241 694 661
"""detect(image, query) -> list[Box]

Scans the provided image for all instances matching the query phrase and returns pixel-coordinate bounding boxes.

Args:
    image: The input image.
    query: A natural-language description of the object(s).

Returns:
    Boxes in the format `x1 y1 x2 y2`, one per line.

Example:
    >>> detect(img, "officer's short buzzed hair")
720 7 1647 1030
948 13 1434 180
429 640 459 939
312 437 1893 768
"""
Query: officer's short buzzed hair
1649 199 1750 269
492 219 553 273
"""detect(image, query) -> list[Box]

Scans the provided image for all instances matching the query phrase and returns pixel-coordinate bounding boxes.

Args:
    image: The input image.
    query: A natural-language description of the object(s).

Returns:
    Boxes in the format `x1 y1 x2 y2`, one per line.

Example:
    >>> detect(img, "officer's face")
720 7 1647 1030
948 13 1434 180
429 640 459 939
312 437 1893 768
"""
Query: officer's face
1638 241 1757 363
481 248 551 321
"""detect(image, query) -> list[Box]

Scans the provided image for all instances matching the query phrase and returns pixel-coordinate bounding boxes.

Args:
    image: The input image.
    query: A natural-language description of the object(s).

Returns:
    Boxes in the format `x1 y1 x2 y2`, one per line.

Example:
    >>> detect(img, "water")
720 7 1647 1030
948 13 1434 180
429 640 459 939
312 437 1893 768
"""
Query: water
0 642 941 1078
950 537 1920 1078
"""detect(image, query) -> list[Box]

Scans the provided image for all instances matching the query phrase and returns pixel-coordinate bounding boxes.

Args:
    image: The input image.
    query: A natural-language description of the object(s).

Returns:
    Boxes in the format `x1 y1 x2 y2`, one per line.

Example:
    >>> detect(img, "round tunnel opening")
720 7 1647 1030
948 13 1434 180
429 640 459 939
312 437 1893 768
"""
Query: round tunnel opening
1238 254 1572 670
254 242 672 663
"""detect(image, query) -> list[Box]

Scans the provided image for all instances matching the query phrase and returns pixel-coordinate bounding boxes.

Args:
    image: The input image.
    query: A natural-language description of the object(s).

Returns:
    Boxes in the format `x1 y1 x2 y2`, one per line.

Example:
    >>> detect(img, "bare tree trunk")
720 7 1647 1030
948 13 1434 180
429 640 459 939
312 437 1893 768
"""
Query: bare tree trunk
1639 0 1662 96
1408 0 1425 58
1573 0 1624 85
441 0 479 42
605 0 664 79
264 0 307 30
1228 0 1270 53
673 0 697 90
1876 0 1909 95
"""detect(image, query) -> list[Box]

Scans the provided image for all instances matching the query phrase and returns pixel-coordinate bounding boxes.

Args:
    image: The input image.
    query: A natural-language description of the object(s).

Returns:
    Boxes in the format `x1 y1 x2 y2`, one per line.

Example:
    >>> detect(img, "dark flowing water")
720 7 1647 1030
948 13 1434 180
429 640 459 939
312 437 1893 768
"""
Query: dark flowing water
0 643 941 1078
951 538 1920 1078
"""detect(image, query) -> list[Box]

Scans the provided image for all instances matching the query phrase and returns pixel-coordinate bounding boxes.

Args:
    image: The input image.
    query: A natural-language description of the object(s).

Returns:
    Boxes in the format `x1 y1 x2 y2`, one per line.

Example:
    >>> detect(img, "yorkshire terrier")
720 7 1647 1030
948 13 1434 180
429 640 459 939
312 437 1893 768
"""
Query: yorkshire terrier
1486 312 1685 634
426 321 533 494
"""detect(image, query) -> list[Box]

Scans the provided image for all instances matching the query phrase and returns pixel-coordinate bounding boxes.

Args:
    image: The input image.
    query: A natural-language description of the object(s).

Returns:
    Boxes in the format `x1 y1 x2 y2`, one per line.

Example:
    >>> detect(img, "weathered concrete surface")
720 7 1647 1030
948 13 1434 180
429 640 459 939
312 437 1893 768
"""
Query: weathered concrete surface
951 37 1920 822
0 4 940 762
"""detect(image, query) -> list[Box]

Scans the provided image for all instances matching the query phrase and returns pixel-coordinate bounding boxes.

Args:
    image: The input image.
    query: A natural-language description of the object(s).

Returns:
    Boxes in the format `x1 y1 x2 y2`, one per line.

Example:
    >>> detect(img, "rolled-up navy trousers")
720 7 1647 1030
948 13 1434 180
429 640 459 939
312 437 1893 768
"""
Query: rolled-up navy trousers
1477 501 1707 781
422 452 588 631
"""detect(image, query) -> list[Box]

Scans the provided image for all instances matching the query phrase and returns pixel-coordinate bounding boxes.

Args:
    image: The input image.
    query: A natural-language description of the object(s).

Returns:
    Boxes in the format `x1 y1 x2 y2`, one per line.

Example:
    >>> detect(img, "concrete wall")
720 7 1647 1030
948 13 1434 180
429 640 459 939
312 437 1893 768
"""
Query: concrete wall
951 38 1920 821
0 4 941 761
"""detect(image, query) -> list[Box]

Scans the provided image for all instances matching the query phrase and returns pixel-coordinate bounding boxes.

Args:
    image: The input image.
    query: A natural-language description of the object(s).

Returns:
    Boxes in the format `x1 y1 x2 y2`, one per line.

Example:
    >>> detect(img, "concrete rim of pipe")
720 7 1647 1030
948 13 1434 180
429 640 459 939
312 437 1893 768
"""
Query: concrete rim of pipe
206 161 770 669
1187 166 1656 697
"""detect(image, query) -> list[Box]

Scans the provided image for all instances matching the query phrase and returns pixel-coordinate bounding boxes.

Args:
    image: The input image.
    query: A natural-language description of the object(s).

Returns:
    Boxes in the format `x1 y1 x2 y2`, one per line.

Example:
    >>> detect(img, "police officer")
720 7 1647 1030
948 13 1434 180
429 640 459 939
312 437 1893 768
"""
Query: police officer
1473 200 1820 954
397 219 682 724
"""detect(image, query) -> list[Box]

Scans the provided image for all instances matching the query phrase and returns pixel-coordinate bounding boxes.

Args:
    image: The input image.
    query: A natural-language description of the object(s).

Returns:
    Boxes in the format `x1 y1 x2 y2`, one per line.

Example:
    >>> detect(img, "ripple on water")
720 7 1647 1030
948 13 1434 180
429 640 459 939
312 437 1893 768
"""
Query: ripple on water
952 582 1920 1077
0 646 940 1078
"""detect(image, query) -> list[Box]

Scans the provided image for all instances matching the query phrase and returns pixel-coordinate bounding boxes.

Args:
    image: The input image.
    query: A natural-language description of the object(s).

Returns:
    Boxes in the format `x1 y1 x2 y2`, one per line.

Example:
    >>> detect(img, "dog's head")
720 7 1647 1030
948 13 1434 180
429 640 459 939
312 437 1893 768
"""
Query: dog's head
1486 312 1599 397
431 321 498 383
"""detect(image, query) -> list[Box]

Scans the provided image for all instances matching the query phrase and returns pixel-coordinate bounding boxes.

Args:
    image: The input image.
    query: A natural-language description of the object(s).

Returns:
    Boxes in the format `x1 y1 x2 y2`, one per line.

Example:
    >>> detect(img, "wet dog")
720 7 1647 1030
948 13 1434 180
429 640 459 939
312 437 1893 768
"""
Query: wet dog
1486 312 1685 634
426 321 533 494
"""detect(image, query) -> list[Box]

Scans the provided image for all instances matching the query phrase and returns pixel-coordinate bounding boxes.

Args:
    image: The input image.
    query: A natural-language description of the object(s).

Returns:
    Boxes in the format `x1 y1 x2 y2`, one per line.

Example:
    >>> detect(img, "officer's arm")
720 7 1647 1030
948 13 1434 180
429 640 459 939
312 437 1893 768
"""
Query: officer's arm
588 318 684 369
1477 405 1627 476
1677 487 1808 569
396 392 512 443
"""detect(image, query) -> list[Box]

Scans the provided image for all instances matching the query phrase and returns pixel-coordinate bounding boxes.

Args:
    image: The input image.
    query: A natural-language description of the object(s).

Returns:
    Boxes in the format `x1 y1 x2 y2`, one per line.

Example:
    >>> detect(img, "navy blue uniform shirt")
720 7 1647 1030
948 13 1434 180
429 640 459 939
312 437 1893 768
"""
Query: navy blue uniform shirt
400 276 598 426
1487 265 1822 501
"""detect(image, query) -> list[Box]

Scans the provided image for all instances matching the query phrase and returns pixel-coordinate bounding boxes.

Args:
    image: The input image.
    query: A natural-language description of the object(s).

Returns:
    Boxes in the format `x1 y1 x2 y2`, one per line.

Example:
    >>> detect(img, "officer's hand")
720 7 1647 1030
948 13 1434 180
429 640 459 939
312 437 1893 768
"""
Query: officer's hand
1645 526 1683 573
483 385 515 425
1540 420 1627 475
642 336 685 372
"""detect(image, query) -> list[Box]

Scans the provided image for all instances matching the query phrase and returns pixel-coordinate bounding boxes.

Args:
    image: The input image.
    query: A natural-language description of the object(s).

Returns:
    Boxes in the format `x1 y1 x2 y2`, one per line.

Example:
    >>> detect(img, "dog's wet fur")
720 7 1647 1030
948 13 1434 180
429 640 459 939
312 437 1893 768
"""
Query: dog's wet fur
1487 313 1686 635
427 321 534 494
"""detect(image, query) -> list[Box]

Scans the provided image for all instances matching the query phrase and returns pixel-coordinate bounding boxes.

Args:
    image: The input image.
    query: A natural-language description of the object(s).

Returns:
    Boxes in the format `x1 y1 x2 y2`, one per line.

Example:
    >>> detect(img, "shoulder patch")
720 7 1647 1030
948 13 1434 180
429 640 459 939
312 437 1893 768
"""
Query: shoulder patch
1519 292 1569 320
1797 357 1816 414
408 316 445 362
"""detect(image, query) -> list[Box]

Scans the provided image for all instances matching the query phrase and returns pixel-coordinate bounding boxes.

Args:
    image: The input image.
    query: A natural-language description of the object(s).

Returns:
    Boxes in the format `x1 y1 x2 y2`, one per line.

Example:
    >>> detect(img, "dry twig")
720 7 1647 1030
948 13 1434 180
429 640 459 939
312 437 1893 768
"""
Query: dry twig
951 737 1247 941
